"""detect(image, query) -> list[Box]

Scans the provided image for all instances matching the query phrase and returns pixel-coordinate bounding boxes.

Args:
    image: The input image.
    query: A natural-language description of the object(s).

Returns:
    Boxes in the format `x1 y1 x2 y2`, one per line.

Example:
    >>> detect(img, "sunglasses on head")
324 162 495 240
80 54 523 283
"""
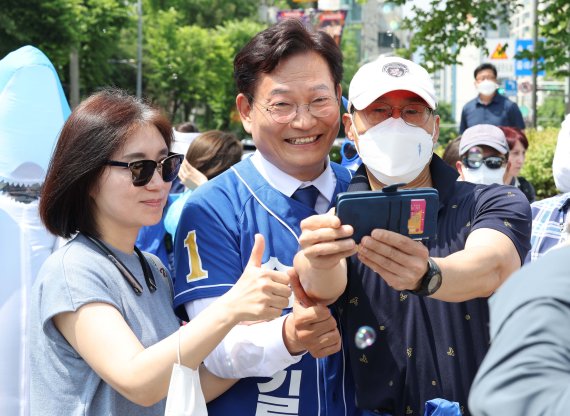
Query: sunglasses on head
462 152 506 170
106 153 184 186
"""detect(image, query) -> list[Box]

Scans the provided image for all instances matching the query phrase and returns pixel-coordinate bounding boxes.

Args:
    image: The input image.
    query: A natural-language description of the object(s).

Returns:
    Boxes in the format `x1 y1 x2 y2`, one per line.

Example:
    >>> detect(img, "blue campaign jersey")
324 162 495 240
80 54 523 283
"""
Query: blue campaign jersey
173 157 358 416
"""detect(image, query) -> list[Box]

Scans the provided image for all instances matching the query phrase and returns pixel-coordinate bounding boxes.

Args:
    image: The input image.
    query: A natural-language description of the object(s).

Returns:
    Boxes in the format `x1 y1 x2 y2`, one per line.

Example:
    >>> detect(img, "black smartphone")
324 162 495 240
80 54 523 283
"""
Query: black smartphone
336 187 439 243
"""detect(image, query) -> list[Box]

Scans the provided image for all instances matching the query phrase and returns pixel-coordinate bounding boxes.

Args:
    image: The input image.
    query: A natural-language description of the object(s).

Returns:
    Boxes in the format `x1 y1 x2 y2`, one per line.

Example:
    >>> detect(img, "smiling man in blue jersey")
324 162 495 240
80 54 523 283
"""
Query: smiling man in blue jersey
172 19 359 415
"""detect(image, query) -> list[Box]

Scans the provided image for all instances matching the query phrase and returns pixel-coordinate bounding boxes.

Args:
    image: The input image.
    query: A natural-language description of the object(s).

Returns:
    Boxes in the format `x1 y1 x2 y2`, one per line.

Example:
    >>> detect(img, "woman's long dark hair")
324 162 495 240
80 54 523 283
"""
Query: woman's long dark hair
40 89 172 238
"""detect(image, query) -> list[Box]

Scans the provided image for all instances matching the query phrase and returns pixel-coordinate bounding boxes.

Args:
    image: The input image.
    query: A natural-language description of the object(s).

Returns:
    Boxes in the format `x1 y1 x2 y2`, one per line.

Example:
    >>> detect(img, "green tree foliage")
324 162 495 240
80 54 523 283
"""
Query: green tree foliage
522 127 559 199
77 0 130 90
389 0 569 77
340 24 360 99
538 95 567 128
135 1 266 131
144 9 265 130
0 0 82 71
146 0 259 28
434 102 458 148
216 19 268 132
0 0 262 122
338 24 361 137
0 0 129 93
535 1 570 78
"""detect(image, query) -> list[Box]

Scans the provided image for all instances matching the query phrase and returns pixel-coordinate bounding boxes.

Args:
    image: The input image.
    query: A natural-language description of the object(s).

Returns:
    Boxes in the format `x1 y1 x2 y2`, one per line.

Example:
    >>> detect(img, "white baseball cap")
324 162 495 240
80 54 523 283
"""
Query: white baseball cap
171 129 200 155
348 56 437 111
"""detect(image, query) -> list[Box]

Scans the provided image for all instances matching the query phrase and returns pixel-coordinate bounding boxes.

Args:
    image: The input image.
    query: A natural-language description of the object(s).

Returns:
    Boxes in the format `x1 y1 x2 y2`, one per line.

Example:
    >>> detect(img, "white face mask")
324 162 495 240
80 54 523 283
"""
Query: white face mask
351 116 435 186
477 79 498 96
461 165 506 185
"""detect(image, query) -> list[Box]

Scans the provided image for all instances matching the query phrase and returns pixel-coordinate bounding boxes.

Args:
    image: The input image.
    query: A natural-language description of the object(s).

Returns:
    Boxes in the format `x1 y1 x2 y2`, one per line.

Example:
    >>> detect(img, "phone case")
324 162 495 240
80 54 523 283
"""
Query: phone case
336 187 439 243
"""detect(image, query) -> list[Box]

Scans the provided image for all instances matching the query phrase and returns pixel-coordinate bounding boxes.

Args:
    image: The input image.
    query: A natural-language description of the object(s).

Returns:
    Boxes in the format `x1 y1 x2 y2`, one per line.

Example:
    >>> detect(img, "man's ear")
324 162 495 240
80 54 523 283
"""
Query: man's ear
456 160 465 179
432 114 440 146
342 113 355 142
236 93 253 134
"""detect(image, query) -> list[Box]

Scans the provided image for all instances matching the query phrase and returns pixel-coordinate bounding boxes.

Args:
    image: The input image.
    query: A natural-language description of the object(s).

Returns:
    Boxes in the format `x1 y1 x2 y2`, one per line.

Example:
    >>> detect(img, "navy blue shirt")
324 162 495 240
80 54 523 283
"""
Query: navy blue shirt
459 93 525 133
335 156 531 415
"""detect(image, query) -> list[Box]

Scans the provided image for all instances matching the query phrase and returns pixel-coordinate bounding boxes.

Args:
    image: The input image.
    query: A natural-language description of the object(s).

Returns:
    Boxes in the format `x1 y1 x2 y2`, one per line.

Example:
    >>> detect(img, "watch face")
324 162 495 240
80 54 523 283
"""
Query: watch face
428 275 440 291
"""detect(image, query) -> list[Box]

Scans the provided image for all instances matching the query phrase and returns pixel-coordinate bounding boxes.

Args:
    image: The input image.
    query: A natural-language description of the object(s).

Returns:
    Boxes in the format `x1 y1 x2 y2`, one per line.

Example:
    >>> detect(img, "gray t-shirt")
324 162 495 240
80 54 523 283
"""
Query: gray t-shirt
30 234 180 415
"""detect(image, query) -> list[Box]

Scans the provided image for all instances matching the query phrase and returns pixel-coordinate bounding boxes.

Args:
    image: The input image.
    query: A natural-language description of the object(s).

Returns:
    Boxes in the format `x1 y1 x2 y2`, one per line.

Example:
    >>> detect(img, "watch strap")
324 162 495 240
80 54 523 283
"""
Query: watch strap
409 257 442 297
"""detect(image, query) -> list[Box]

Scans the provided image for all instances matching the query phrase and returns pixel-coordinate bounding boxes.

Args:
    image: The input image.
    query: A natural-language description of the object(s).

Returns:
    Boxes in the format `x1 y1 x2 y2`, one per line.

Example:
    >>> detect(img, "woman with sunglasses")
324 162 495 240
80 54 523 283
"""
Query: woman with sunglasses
29 89 292 415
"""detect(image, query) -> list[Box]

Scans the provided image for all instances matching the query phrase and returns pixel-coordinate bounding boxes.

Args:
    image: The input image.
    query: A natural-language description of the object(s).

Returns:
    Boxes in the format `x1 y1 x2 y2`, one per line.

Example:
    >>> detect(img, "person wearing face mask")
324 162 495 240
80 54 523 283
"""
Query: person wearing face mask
291 56 532 415
456 124 510 186
459 63 525 134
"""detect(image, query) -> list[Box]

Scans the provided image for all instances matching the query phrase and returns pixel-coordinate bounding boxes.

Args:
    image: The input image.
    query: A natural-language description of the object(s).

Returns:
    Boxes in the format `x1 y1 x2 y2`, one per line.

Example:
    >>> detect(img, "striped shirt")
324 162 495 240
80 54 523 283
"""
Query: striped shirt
526 193 570 263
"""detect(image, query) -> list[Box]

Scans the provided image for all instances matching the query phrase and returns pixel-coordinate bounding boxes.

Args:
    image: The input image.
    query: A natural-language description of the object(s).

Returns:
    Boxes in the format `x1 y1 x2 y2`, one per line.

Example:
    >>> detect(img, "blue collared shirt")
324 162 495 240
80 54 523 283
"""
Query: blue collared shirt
525 193 570 263
459 93 525 133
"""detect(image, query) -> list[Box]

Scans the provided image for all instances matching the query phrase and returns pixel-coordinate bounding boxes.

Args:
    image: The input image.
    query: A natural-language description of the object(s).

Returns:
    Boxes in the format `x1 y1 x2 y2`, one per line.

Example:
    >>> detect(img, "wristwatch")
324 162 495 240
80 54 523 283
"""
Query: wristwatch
409 257 442 297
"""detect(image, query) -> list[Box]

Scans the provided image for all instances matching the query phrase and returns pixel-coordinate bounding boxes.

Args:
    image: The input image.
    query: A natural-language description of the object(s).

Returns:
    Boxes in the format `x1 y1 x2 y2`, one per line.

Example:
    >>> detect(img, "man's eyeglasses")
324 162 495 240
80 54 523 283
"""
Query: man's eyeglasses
106 153 184 186
254 96 338 124
462 151 506 170
359 102 433 128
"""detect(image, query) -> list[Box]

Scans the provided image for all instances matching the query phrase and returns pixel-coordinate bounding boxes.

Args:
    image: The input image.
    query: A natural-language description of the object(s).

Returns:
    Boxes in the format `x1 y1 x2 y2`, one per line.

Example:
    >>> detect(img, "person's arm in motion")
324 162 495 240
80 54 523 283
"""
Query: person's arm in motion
53 234 291 406
295 198 527 303
188 269 343 378
294 210 358 305
356 227 521 302
469 297 570 415
198 365 238 402
178 159 208 190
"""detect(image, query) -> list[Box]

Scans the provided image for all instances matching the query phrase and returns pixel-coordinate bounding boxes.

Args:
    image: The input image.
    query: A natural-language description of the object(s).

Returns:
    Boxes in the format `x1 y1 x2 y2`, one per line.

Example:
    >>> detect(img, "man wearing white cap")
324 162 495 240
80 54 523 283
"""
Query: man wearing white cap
293 56 532 415
456 124 510 185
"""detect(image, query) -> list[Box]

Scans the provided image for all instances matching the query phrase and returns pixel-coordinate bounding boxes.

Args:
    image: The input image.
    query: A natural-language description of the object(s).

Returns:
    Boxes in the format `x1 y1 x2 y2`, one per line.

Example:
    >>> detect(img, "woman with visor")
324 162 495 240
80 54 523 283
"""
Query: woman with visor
29 89 292 415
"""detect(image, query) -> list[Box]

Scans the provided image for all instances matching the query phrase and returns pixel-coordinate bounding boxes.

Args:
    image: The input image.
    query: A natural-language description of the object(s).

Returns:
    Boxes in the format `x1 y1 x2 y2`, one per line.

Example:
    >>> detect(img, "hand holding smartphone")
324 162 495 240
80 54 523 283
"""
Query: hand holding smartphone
336 186 439 243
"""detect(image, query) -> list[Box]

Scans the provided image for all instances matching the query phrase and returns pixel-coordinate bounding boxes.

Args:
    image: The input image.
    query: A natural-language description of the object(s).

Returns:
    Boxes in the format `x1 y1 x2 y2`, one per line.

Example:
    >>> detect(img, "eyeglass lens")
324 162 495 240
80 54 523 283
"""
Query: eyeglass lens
362 103 431 127
262 96 337 124
464 154 505 170
130 154 183 186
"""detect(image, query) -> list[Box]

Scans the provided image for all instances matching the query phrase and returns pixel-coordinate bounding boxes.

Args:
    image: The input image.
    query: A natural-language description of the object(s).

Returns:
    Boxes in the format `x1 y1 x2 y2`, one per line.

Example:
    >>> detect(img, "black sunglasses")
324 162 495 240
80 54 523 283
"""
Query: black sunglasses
106 153 184 186
462 154 506 170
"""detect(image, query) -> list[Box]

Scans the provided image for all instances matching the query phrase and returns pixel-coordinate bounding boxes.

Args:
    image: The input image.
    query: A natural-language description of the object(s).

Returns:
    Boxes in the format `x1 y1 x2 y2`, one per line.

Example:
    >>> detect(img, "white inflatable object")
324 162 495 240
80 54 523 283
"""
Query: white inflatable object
0 45 70 415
